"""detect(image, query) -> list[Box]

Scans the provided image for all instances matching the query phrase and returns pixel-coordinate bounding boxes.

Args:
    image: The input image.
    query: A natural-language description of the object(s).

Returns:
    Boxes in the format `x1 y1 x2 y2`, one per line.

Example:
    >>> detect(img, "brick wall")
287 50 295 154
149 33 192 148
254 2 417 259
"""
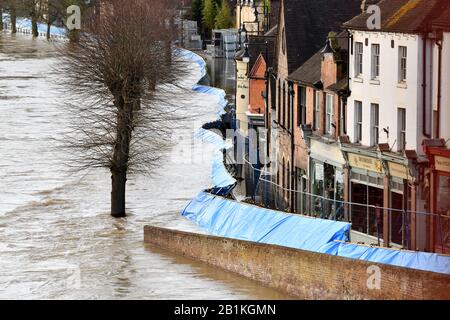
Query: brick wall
144 225 450 300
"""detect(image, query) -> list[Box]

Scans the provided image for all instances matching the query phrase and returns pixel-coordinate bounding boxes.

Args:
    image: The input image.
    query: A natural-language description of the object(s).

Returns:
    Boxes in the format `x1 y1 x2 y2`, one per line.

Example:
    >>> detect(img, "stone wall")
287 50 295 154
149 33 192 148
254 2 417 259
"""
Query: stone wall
144 225 450 300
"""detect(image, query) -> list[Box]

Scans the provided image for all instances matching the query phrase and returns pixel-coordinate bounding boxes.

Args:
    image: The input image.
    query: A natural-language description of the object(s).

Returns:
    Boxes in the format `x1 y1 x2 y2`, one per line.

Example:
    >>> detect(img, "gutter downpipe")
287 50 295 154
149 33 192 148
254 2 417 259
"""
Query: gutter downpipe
423 32 431 138
436 31 443 138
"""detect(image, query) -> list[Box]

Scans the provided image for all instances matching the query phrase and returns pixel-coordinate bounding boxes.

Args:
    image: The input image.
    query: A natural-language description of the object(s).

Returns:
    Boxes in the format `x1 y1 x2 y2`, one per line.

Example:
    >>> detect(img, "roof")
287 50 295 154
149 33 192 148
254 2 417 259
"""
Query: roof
327 77 349 92
432 3 450 30
235 30 277 70
288 51 322 85
288 31 350 86
344 0 450 33
280 0 362 74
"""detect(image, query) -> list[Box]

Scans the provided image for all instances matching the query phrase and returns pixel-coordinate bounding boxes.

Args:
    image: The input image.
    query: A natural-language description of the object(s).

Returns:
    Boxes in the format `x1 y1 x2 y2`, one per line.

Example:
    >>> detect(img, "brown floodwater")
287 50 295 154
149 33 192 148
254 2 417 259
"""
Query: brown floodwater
0 31 292 300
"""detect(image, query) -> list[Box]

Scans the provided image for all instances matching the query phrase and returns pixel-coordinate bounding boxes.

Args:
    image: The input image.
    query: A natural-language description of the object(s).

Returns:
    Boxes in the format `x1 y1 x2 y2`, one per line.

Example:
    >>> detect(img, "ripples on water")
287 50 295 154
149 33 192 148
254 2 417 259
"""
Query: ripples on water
0 32 291 299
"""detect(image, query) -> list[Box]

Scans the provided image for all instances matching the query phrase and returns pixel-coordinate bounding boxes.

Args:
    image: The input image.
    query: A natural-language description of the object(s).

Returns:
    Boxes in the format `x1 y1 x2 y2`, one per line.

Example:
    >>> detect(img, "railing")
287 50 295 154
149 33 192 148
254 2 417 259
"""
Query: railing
240 159 450 254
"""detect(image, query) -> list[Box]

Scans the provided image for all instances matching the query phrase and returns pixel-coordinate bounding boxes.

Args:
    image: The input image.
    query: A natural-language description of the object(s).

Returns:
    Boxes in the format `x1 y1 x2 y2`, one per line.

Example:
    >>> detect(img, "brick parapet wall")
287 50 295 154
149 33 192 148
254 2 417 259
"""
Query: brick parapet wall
144 225 450 300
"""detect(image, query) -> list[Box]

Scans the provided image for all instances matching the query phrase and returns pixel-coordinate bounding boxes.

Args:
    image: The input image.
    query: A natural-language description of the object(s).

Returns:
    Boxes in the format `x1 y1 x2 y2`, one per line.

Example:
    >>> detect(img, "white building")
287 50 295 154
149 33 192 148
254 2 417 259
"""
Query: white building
343 0 450 251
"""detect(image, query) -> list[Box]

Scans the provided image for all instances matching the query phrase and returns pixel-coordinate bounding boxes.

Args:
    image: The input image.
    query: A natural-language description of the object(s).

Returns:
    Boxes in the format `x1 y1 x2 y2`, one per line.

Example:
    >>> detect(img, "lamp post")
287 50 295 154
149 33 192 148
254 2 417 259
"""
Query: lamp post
253 3 260 35
238 23 248 49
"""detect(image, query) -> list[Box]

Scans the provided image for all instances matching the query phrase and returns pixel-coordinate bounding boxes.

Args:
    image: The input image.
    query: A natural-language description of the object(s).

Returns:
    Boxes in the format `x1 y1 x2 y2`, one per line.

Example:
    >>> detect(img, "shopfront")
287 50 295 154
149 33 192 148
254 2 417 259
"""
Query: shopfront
425 146 450 253
346 152 385 237
309 140 346 220
385 160 413 247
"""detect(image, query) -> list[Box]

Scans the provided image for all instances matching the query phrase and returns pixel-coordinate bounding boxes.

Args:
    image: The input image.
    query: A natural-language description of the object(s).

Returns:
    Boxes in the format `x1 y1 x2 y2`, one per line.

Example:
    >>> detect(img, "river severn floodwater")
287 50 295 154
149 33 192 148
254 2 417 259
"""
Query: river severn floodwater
0 32 290 299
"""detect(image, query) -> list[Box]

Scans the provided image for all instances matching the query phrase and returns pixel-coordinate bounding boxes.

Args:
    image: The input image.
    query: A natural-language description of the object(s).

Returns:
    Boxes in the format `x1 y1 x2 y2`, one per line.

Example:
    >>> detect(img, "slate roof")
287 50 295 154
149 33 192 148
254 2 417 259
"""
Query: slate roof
281 0 362 74
432 2 450 30
288 51 322 85
344 0 450 33
288 31 350 86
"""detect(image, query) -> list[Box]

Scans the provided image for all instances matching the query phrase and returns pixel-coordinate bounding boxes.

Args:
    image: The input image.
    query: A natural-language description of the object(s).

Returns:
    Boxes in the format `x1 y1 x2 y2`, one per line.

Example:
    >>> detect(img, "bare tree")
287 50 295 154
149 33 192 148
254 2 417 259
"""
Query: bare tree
58 0 187 217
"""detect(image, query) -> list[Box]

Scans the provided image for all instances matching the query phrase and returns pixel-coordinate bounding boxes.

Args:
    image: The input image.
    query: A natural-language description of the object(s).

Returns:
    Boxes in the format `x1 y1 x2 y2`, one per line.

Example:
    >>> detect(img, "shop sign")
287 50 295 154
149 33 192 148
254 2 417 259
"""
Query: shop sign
388 162 411 180
311 140 346 165
435 156 450 173
348 153 383 173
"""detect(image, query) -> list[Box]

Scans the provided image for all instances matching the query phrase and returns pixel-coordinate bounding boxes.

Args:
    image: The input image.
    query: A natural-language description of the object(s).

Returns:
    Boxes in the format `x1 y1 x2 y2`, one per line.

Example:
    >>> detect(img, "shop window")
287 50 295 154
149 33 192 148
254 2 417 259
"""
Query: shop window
311 161 324 217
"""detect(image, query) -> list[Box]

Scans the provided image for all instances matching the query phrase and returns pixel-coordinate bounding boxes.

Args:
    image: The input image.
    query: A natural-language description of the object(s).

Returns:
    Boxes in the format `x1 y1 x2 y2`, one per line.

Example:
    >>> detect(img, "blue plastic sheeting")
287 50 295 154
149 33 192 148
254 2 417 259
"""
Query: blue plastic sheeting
5 15 66 36
318 241 450 274
192 84 227 116
195 128 236 188
179 49 233 189
176 49 207 78
182 191 351 252
177 49 227 116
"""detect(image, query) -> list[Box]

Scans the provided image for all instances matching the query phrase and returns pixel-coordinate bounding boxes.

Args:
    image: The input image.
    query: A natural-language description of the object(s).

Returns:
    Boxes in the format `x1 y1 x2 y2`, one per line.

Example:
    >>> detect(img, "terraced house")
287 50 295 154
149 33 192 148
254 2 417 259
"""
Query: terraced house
343 0 450 252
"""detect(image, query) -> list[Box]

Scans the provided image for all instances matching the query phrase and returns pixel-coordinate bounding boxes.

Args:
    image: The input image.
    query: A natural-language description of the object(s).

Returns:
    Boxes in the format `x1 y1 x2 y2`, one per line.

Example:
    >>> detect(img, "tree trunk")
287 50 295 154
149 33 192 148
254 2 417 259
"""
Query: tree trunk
11 8 17 34
32 16 38 37
111 170 127 217
110 98 133 217
0 8 3 32
46 21 51 40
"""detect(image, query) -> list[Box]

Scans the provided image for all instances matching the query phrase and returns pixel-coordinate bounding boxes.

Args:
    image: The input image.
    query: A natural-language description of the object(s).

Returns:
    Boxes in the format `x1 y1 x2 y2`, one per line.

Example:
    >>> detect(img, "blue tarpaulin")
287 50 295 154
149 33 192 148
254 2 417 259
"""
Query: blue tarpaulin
318 241 450 274
195 128 236 188
3 14 66 36
182 192 450 275
182 191 351 252
179 49 233 190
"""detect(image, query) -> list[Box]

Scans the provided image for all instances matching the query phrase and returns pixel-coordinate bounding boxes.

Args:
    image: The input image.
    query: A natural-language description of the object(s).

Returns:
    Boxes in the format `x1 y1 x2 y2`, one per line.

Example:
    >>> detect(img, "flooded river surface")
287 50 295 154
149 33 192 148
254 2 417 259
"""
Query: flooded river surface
0 32 290 299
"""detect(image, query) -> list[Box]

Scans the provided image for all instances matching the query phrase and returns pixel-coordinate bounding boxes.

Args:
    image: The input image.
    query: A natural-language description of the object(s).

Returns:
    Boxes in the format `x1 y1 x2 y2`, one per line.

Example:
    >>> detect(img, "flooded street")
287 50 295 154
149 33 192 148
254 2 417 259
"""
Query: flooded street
0 32 290 299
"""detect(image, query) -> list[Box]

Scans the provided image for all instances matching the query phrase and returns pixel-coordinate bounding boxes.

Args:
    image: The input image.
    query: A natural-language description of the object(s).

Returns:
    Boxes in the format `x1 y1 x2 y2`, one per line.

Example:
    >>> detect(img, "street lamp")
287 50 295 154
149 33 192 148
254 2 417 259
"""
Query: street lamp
242 43 250 63
238 23 248 48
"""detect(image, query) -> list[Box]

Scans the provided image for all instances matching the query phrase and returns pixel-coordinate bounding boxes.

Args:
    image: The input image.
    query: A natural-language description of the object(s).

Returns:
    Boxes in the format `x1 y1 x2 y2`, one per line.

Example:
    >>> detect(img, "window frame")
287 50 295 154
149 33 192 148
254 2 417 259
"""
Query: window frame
314 90 320 130
397 108 406 151
370 103 379 146
355 101 363 143
355 42 363 77
398 46 407 83
297 86 306 127
371 44 380 80
325 94 334 135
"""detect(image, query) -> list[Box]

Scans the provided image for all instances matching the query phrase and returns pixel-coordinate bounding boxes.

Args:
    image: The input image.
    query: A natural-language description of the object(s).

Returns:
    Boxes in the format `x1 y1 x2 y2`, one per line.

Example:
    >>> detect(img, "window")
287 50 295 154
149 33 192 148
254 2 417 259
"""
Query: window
297 86 306 126
355 101 363 143
398 108 406 151
355 42 363 77
282 83 286 126
370 103 379 146
398 46 407 82
288 83 294 130
314 91 320 130
371 44 380 79
287 85 291 130
277 80 281 122
325 94 333 135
